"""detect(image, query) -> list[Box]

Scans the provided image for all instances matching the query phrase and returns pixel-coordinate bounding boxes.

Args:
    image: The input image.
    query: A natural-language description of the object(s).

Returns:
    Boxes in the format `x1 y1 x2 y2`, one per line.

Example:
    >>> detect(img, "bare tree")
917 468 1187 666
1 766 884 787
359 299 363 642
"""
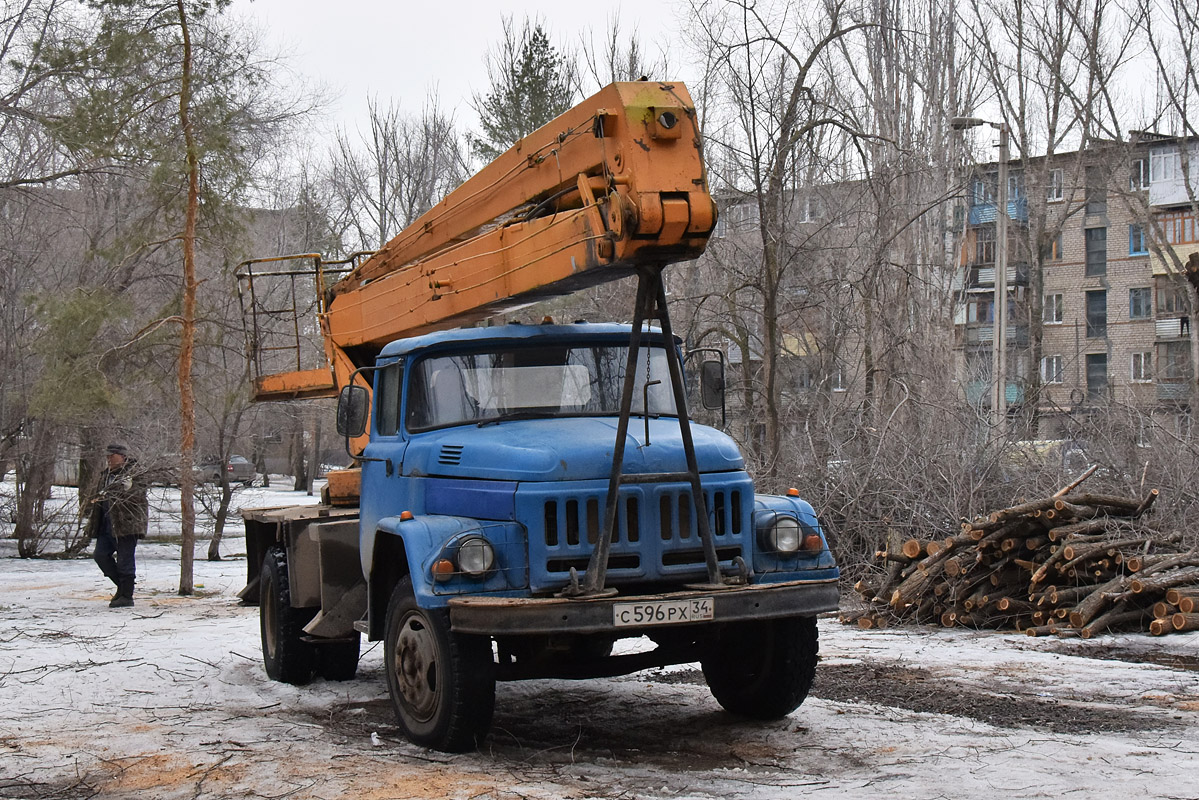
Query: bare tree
326 96 468 252
686 0 876 475
578 13 672 91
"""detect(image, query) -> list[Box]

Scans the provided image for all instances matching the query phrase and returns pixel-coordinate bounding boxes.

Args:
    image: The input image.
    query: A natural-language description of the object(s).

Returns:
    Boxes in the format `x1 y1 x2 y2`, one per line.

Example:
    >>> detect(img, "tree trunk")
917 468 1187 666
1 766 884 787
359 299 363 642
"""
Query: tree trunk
176 0 199 596
13 421 56 558
290 416 307 491
208 481 231 561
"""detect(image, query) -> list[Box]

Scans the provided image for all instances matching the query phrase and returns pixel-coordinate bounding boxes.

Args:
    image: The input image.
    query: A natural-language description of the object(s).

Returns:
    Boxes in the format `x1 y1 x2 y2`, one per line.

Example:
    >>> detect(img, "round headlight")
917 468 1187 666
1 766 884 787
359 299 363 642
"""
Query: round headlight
768 516 801 554
457 535 495 576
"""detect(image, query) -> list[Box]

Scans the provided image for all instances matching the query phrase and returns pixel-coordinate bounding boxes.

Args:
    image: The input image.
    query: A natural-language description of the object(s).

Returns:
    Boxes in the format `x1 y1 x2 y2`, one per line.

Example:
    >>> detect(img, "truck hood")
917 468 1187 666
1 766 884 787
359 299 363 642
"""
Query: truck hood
403 417 744 481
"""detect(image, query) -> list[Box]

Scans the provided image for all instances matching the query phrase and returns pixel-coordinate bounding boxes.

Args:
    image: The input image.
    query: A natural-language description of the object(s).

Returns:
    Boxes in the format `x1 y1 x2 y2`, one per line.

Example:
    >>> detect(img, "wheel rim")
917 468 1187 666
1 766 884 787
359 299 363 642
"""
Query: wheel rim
392 610 440 723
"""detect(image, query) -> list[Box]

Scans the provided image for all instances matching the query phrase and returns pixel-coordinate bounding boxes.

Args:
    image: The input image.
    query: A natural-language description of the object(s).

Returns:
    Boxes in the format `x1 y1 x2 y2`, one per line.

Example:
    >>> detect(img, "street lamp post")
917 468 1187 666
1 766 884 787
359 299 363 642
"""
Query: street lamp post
952 116 1010 439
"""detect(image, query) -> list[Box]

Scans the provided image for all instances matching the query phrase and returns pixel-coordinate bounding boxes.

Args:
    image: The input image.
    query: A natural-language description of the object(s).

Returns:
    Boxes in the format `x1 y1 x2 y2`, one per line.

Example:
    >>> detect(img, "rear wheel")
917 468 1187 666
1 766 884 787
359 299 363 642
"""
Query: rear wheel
260 547 316 685
701 616 818 719
384 577 495 752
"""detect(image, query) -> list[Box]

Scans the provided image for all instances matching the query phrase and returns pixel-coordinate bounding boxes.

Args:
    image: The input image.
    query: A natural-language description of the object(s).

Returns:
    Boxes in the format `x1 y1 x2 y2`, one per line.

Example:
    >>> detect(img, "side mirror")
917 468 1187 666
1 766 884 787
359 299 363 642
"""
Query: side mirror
336 385 369 438
700 359 725 410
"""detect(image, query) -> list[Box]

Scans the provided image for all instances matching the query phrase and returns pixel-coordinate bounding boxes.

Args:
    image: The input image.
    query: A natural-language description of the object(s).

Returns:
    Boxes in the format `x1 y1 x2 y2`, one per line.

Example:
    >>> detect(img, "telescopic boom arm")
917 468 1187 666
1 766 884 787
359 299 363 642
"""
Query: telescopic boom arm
240 81 715 402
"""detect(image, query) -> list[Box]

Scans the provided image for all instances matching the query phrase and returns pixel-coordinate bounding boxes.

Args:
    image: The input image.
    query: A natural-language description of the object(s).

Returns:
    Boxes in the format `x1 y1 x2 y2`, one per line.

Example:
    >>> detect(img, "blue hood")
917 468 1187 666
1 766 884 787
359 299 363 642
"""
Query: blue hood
403 417 744 481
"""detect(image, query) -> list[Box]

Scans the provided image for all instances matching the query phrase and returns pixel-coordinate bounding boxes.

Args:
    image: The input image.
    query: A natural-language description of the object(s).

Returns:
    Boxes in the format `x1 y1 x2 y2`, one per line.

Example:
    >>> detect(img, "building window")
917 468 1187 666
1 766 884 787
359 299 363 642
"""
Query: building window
1085 290 1107 338
1130 157 1150 191
1129 287 1152 320
801 195 823 222
1041 355 1064 384
1085 227 1107 276
1047 168 1064 202
1044 293 1064 324
975 226 996 264
729 202 760 230
973 175 996 205
1085 166 1107 215
1161 341 1193 381
831 364 847 392
1129 224 1148 255
1007 173 1023 201
1041 231 1063 261
1158 210 1198 245
1158 283 1189 314
967 297 994 323
1131 352 1152 382
1151 149 1179 183
1086 353 1108 400
795 363 816 390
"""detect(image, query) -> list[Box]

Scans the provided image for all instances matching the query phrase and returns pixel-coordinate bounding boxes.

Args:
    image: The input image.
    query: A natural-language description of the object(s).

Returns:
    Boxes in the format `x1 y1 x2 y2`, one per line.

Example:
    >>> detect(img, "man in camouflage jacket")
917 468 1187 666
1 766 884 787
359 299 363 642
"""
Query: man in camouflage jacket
86 443 148 608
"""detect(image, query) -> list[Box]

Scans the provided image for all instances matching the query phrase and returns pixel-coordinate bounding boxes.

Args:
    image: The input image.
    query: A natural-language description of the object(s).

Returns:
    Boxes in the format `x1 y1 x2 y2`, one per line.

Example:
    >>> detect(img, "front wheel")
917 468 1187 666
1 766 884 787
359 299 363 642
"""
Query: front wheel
701 616 819 719
260 547 316 685
384 577 495 752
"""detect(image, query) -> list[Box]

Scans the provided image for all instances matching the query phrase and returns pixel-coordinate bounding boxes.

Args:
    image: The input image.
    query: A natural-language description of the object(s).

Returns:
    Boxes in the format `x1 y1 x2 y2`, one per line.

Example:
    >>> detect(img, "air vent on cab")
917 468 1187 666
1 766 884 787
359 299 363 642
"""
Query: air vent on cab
438 444 464 465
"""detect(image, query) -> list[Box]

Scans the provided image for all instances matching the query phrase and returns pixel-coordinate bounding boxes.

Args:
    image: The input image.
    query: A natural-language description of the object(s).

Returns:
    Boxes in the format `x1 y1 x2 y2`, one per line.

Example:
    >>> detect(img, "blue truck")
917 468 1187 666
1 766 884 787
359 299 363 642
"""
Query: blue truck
237 82 839 752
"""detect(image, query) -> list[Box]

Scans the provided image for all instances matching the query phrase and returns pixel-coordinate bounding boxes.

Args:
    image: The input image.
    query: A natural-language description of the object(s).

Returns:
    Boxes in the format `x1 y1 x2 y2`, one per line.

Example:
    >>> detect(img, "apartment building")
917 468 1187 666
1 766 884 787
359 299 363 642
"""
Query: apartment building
955 135 1199 439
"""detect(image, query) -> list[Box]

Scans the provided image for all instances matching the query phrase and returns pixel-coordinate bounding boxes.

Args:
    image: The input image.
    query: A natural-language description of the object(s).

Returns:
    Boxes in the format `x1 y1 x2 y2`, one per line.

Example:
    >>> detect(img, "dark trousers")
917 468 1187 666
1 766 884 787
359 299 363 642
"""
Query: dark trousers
94 529 138 597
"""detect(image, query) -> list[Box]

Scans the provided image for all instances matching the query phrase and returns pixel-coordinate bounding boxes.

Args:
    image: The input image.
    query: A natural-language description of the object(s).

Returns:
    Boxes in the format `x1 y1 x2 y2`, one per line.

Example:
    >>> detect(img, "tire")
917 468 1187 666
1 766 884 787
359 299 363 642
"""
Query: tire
701 616 818 719
384 577 495 752
260 546 316 685
316 634 361 681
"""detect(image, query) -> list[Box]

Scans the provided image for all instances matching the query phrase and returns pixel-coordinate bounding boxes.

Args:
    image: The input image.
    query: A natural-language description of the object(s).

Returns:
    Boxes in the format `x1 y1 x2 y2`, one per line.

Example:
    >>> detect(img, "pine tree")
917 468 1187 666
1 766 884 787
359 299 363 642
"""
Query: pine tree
469 18 576 163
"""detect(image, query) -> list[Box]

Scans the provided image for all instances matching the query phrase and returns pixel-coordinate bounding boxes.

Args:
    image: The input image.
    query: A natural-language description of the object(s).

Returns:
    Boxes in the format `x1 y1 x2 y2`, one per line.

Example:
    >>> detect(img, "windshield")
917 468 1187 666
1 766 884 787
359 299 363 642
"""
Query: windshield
405 343 679 431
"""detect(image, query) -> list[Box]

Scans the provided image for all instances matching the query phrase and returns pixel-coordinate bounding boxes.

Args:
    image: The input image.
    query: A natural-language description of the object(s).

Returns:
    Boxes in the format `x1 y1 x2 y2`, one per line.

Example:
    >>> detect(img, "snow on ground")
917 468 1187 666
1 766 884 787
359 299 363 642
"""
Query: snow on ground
2 479 1199 799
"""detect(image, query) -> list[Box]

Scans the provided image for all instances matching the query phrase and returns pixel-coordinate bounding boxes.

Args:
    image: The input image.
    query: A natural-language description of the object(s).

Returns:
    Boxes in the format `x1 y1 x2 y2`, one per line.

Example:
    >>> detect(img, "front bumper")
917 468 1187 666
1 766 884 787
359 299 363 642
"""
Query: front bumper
447 577 839 636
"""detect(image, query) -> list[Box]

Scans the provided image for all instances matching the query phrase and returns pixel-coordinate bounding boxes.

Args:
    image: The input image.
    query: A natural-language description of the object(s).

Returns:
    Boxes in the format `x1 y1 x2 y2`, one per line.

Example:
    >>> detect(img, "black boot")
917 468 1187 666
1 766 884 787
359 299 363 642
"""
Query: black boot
110 578 135 608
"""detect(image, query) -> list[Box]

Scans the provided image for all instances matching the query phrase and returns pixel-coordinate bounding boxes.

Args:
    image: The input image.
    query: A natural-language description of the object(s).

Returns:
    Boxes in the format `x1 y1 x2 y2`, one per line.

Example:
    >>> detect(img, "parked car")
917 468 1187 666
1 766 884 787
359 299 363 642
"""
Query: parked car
196 455 256 486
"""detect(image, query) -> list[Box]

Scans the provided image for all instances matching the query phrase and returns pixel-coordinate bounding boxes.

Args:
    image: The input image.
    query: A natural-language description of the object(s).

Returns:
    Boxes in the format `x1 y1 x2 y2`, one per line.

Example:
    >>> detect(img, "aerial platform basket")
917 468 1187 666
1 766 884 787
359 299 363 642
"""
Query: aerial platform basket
235 253 371 401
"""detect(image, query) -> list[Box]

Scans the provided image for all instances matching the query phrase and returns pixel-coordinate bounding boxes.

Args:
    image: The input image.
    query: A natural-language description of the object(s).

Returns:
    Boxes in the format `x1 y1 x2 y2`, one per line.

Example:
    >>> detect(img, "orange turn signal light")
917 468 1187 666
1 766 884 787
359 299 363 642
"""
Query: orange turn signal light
432 559 455 581
787 488 800 497
400 510 414 521
802 533 824 552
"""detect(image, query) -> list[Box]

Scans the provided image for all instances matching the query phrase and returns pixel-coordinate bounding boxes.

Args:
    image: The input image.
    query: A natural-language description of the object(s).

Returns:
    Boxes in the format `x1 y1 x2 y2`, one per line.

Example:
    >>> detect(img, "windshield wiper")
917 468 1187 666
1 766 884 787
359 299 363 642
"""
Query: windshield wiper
476 410 553 427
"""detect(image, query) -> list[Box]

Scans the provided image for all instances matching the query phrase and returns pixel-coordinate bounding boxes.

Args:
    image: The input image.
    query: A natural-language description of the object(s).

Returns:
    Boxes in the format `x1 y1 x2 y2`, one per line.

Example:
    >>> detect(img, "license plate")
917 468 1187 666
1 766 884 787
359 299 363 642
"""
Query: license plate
613 598 714 627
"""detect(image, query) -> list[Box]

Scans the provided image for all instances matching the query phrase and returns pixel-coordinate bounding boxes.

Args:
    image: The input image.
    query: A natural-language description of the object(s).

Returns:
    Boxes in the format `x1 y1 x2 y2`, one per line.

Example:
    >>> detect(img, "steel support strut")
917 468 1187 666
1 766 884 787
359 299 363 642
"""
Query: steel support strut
563 265 730 598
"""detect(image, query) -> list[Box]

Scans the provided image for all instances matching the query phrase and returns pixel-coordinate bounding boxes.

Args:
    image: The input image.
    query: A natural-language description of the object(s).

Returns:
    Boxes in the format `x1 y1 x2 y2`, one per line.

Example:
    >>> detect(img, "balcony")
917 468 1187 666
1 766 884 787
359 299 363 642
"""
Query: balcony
1156 317 1191 340
1149 143 1199 207
968 194 1029 226
1157 382 1191 402
960 323 1030 347
965 379 1025 407
966 262 1031 289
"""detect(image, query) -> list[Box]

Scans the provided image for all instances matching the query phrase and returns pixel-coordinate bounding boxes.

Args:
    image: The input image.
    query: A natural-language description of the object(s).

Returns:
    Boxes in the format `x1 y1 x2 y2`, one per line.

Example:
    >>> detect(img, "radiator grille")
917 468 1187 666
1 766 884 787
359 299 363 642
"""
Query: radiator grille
532 482 747 583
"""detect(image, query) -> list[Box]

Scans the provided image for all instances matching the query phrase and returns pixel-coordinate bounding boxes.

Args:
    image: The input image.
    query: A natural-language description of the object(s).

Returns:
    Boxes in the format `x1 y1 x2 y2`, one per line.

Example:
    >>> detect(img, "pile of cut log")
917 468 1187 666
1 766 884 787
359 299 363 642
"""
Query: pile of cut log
845 470 1199 638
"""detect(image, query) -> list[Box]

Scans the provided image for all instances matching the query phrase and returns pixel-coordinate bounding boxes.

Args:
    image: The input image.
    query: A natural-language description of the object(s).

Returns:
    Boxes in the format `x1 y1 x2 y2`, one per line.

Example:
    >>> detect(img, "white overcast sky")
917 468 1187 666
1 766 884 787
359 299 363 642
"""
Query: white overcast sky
231 0 689 139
